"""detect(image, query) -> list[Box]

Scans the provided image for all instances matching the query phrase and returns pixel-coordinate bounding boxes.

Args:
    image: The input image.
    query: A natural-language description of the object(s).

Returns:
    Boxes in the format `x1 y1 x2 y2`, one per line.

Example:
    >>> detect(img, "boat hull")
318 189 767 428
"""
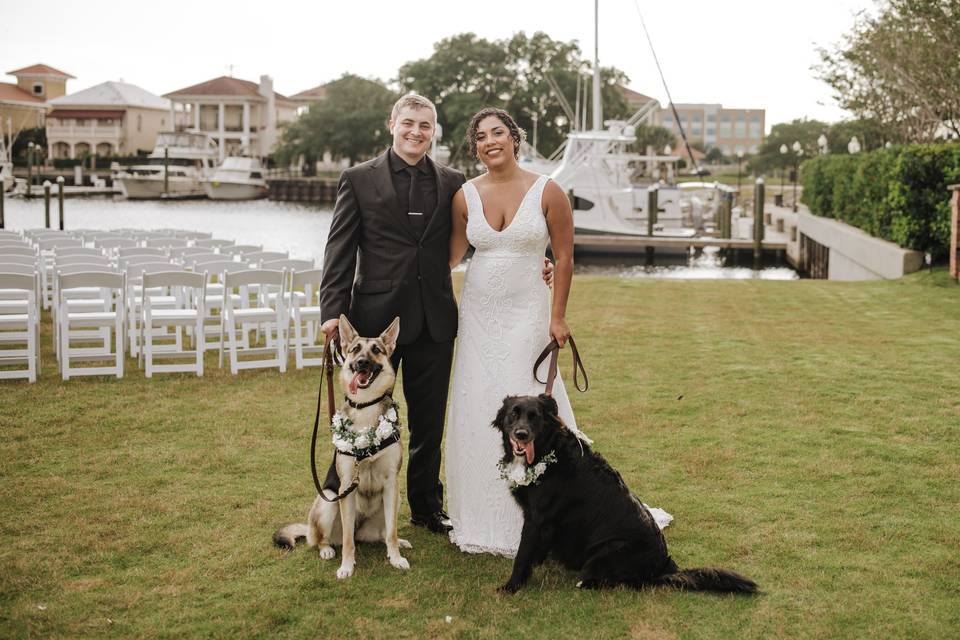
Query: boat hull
118 176 206 199
202 181 267 200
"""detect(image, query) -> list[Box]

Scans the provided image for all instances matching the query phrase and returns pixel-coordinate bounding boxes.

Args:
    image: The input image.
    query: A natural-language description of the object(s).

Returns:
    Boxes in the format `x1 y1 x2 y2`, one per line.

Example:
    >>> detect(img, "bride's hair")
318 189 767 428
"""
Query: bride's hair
467 108 526 160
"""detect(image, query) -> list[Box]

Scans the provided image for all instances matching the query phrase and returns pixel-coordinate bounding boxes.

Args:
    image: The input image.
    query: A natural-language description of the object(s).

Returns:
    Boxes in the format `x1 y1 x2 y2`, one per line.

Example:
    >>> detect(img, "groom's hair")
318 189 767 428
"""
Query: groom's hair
390 93 437 125
467 108 526 160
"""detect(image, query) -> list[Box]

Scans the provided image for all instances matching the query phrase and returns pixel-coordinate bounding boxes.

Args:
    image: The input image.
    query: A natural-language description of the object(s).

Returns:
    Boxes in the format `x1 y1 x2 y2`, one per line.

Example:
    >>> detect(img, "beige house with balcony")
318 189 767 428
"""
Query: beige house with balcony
46 81 171 159
164 75 297 161
0 64 73 136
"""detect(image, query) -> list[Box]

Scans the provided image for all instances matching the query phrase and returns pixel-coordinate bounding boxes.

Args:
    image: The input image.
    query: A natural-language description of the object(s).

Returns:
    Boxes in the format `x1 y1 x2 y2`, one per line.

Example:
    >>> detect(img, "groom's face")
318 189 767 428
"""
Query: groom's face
389 106 435 163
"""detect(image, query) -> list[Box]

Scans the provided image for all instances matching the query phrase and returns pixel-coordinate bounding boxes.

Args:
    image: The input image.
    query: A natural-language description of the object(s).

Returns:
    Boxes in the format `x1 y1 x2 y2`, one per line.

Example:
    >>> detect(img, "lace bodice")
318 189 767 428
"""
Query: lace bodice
463 175 550 258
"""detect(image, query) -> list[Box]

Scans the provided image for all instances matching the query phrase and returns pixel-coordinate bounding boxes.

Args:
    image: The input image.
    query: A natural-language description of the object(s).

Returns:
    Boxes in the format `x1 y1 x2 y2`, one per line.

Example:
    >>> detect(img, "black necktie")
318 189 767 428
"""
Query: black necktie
405 167 424 236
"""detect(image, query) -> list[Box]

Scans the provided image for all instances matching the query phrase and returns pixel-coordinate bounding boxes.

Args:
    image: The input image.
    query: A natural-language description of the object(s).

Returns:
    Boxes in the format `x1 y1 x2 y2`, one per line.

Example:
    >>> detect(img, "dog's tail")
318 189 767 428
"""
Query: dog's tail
272 523 309 550
652 567 758 594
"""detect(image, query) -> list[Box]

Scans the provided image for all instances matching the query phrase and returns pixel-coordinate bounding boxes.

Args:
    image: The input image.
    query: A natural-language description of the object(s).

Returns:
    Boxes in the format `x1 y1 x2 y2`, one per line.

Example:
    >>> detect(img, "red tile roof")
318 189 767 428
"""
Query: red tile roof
49 109 125 119
619 85 656 105
290 83 327 102
0 82 45 104
165 75 290 101
6 64 74 78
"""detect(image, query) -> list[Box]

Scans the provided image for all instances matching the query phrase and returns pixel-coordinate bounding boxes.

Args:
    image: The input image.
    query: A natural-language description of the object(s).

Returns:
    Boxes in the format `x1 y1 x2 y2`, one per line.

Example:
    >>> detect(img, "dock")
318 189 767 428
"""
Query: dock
573 234 787 251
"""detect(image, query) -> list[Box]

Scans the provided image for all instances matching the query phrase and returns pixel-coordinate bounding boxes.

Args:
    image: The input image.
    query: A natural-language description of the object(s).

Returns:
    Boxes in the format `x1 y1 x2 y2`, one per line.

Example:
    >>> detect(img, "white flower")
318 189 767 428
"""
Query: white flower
354 434 369 450
332 413 344 428
376 421 394 439
534 462 547 476
333 436 351 451
385 406 398 422
508 464 527 485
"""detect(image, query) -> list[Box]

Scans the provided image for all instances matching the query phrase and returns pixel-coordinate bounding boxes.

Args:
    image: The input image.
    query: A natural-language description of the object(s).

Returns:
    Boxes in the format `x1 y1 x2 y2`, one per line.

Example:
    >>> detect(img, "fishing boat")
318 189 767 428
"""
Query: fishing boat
116 132 217 199
201 156 267 200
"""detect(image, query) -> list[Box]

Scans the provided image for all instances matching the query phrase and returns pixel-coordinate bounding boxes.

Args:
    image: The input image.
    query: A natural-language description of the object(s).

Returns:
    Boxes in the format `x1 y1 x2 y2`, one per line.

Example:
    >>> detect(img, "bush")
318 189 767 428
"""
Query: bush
801 143 960 259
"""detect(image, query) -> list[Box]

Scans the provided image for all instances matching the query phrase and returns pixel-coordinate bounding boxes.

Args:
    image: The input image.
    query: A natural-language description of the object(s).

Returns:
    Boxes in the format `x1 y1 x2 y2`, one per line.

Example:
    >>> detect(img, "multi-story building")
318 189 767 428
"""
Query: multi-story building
654 104 765 155
0 64 73 135
46 81 170 159
164 75 298 161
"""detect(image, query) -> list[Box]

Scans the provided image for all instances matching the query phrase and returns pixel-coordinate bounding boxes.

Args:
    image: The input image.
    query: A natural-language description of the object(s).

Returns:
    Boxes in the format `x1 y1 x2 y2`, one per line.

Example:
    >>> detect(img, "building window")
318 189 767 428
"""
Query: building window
707 113 716 123
137 114 142 132
32 83 43 95
77 119 87 126
720 116 731 137
706 126 715 136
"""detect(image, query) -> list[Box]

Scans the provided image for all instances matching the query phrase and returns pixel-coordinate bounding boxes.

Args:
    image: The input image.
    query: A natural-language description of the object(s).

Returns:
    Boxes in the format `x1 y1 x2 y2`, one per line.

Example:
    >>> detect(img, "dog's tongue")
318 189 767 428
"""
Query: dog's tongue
349 371 368 395
513 439 535 465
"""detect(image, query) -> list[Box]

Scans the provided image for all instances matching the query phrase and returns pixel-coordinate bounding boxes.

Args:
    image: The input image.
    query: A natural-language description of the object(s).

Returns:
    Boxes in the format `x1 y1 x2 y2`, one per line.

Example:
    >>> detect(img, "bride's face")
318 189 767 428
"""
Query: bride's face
475 115 517 170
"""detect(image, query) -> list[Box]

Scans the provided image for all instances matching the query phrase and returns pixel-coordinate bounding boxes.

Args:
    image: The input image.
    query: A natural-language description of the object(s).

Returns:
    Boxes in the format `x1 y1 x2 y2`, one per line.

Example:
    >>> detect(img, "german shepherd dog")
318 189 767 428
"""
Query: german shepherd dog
493 394 757 594
273 315 411 579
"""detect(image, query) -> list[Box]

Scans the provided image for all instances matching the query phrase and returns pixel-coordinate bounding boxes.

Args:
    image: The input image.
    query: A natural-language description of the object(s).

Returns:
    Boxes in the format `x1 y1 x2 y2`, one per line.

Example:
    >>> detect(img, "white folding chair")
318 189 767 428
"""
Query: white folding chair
37 237 84 309
194 260 247 352
220 244 263 259
58 271 125 380
125 262 181 357
144 238 188 250
289 268 325 369
194 238 236 250
118 247 167 259
243 250 289 267
219 269 287 374
0 272 40 383
141 270 206 377
54 247 105 259
51 262 116 361
173 230 213 241
171 247 217 263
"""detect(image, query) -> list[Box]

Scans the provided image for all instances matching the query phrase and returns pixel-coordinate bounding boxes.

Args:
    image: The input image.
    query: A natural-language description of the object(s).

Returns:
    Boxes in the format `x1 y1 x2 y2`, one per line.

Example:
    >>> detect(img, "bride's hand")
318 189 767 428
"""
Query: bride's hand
550 317 571 347
541 258 554 288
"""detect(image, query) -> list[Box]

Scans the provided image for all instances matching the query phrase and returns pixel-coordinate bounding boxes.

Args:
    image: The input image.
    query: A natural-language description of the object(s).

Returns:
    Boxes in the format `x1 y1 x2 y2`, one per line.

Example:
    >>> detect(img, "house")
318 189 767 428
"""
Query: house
0 64 73 136
164 75 298 161
288 83 327 116
46 81 171 159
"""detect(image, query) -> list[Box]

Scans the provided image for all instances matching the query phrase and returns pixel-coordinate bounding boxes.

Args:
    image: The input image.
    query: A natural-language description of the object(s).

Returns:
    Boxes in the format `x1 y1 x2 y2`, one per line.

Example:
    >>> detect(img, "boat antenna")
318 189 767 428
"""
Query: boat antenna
592 0 602 130
632 0 702 175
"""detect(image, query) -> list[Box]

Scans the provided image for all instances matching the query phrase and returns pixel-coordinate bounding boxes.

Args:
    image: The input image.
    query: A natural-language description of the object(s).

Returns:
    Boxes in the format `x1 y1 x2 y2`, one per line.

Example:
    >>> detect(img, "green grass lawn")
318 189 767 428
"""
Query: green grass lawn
2 271 959 639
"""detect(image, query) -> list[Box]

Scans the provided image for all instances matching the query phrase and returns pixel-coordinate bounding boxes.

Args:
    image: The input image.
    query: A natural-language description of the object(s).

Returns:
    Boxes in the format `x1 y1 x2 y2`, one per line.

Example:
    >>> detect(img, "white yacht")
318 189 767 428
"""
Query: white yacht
116 132 217 199
201 156 267 200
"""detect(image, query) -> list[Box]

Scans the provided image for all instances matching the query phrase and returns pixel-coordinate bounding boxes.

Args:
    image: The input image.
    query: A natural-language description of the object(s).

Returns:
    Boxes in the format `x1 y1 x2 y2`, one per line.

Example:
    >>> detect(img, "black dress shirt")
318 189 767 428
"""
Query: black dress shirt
388 148 438 229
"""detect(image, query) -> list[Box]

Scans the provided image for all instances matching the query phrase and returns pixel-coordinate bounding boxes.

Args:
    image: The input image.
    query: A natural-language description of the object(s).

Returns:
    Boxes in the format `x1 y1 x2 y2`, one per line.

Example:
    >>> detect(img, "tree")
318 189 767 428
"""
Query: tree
276 74 397 166
633 124 675 155
748 119 830 174
816 0 960 142
399 31 630 166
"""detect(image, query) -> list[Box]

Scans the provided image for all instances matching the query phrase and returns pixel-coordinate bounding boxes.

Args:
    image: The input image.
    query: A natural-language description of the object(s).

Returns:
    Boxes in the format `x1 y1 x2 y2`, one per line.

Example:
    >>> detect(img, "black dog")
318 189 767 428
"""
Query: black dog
493 394 758 594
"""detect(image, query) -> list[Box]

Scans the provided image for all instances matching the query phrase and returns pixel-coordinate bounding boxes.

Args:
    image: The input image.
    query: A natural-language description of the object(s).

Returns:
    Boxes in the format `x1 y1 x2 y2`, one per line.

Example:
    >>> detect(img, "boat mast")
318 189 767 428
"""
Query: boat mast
592 0 602 131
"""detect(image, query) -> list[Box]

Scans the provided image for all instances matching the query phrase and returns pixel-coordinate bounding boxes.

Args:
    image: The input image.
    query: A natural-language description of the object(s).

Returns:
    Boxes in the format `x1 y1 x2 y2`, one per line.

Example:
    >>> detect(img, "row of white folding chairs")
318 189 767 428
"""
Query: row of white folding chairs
0 268 41 382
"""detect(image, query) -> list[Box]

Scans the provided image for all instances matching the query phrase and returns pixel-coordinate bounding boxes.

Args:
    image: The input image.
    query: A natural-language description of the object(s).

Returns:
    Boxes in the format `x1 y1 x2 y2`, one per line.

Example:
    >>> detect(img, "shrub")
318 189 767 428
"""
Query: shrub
801 143 960 259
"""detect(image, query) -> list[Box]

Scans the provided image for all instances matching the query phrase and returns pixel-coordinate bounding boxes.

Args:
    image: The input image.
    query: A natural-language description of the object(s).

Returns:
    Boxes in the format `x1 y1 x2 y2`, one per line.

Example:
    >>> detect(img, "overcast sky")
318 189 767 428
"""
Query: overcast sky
1 0 873 132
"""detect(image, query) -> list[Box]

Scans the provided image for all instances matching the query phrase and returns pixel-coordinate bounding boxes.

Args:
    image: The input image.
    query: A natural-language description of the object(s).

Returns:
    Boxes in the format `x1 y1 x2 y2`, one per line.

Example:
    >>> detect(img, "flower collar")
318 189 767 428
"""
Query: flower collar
330 402 401 459
498 451 558 489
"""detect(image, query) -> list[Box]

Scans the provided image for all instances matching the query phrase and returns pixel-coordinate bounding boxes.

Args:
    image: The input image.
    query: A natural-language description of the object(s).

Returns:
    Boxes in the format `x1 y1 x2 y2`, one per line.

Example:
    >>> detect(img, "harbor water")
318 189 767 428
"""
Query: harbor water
1 197 797 280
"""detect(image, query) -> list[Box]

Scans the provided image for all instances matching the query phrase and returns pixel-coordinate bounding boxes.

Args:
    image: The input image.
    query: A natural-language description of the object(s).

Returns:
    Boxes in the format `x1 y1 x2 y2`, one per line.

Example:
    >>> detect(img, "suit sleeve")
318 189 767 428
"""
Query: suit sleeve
320 172 361 323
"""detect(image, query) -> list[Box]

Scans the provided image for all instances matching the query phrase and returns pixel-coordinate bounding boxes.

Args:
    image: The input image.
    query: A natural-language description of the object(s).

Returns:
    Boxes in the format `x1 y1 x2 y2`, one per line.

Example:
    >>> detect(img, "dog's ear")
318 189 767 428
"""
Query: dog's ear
537 393 559 418
492 396 514 430
338 314 357 347
379 317 400 355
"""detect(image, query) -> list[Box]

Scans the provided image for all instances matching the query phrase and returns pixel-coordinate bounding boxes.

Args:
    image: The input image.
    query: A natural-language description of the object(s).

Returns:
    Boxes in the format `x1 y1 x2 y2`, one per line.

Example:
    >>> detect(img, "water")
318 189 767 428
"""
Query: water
2 198 797 279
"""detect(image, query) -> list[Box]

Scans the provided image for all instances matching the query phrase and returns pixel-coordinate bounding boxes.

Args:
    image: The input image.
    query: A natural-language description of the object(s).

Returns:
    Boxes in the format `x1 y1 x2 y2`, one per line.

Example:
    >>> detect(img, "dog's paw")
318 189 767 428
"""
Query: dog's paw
576 579 601 590
318 545 335 560
336 564 354 579
389 555 410 570
497 581 521 595
398 538 413 549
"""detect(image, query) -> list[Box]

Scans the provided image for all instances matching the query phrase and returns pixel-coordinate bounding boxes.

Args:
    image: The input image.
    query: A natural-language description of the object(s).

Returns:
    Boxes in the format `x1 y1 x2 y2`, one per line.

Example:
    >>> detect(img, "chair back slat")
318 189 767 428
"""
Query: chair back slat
143 270 206 289
126 262 180 279
0 264 37 276
0 272 37 290
223 268 286 288
58 271 124 290
0 246 38 257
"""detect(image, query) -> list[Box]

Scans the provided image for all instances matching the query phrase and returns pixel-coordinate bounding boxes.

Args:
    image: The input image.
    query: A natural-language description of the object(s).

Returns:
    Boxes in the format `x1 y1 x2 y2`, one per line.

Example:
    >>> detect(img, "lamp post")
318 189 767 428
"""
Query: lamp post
736 149 744 193
818 134 828 155
26 142 35 198
791 141 802 213
779 143 788 205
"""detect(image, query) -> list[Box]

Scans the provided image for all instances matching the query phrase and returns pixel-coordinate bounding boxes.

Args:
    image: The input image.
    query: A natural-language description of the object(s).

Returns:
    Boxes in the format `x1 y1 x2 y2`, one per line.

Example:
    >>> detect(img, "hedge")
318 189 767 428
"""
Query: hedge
800 143 960 259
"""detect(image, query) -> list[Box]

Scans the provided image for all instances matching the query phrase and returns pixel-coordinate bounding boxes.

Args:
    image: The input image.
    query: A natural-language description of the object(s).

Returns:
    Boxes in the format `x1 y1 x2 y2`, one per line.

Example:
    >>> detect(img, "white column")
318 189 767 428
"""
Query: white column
194 102 200 131
218 102 225 162
169 103 175 131
242 102 250 153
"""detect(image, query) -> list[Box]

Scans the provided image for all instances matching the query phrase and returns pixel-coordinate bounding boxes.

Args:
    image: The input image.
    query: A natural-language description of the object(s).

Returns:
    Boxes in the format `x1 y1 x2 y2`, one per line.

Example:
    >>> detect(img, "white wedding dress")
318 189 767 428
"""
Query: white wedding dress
444 175 672 557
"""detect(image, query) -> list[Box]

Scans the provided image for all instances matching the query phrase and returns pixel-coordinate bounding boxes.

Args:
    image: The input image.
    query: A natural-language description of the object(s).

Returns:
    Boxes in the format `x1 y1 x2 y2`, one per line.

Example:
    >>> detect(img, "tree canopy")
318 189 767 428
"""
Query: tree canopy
816 0 960 142
399 31 631 165
276 74 396 166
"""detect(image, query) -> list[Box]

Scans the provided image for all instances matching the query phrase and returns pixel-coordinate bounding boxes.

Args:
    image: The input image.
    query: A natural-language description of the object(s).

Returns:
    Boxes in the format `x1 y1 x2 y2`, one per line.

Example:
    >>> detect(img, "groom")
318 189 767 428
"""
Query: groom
319 94 464 533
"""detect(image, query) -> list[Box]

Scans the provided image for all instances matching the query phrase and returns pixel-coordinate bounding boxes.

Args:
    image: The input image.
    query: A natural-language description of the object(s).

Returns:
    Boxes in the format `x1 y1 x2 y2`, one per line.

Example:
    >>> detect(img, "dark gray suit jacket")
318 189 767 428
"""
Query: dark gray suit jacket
320 150 466 345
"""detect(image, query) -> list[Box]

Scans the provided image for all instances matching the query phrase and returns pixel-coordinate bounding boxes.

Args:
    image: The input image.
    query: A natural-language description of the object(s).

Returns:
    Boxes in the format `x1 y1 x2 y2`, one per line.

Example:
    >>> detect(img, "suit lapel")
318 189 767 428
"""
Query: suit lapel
371 150 417 241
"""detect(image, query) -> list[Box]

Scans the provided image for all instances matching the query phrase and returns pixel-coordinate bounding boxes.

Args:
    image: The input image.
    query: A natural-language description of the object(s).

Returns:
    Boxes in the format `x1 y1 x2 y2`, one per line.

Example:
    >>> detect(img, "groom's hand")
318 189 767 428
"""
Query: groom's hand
321 318 340 339
542 258 554 288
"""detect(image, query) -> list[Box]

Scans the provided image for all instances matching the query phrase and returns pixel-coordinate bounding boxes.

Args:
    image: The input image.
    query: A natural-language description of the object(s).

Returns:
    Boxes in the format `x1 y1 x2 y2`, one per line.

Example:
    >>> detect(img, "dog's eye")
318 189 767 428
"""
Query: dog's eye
350 345 361 354
371 345 381 355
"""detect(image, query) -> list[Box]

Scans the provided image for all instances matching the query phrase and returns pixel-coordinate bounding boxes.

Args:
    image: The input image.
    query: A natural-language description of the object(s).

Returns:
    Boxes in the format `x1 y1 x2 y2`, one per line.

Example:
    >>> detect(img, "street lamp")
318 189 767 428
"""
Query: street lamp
791 141 802 213
736 149 744 200
27 142 35 198
818 134 828 155
779 143 788 202
848 136 861 154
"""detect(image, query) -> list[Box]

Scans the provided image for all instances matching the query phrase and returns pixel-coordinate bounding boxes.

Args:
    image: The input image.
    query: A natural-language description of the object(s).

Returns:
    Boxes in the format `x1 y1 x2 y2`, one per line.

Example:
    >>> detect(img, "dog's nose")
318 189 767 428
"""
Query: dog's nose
514 428 530 442
356 357 371 371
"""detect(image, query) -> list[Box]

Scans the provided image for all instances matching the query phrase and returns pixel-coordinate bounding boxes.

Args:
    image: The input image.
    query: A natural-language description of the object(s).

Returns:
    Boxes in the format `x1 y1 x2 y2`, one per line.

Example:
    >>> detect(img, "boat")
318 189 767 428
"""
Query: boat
201 156 268 200
550 1 736 255
116 132 217 199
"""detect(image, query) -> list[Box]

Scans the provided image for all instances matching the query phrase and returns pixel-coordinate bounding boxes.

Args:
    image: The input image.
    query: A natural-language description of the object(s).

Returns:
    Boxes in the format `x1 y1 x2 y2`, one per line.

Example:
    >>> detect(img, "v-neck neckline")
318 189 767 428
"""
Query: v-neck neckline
470 176 544 234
